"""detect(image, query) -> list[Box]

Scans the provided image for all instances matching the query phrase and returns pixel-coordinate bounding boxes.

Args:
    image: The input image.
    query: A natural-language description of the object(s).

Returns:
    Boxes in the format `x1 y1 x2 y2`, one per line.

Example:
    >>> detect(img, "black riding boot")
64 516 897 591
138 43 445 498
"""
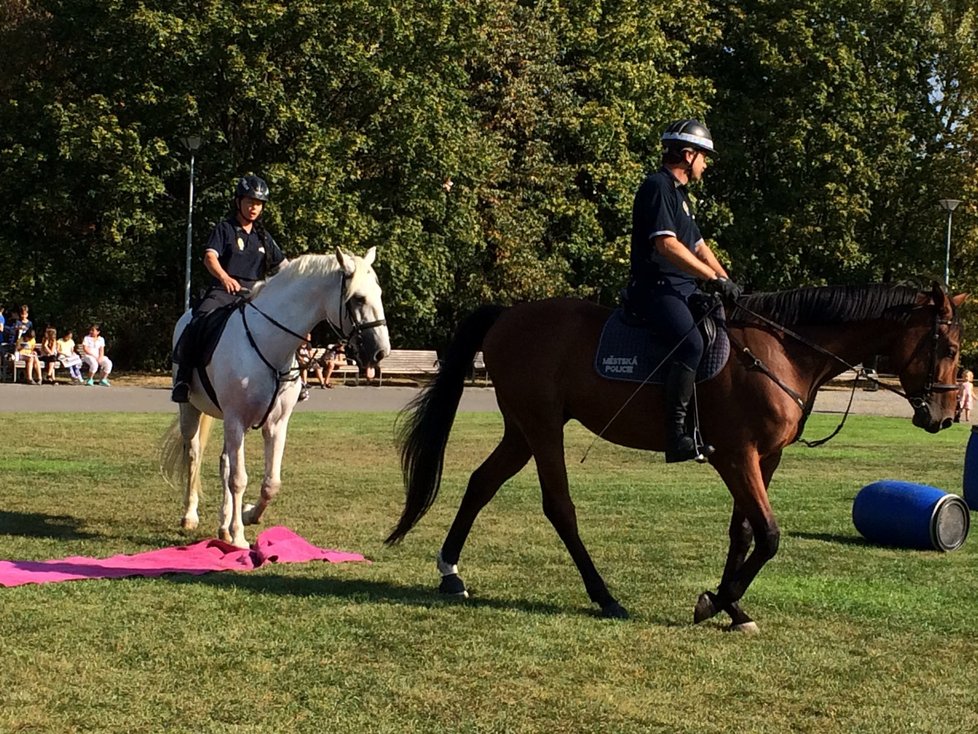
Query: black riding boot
664 363 712 463
170 328 194 403
171 363 191 403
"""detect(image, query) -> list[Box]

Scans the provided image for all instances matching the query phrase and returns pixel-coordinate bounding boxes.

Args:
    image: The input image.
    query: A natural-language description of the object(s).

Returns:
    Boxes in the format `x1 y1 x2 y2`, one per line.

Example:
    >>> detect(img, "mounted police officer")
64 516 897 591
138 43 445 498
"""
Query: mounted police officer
171 174 288 403
626 119 742 462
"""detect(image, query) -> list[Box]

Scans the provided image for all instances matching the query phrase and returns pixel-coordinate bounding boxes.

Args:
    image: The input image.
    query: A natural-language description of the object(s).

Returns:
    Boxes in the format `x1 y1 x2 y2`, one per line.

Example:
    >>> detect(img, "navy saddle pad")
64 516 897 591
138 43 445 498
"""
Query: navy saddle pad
594 308 730 384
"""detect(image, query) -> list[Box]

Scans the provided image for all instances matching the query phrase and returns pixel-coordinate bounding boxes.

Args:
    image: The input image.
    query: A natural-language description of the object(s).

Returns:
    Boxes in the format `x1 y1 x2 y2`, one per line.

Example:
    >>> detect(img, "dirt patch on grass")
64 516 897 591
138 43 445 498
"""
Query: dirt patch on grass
110 372 172 389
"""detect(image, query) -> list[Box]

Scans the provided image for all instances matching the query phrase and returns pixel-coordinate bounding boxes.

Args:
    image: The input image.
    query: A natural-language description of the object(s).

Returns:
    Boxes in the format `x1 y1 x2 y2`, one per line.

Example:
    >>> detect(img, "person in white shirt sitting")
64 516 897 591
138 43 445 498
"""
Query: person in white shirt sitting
81 324 113 386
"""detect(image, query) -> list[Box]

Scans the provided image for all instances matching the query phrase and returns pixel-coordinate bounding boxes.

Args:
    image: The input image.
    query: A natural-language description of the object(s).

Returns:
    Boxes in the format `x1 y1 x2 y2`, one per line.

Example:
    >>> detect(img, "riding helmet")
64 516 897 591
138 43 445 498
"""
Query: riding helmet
236 175 271 202
661 119 717 157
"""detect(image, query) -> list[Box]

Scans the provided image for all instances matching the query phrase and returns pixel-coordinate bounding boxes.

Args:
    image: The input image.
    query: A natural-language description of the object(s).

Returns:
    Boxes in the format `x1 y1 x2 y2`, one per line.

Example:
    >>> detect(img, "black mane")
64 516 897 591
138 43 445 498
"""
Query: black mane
731 284 923 326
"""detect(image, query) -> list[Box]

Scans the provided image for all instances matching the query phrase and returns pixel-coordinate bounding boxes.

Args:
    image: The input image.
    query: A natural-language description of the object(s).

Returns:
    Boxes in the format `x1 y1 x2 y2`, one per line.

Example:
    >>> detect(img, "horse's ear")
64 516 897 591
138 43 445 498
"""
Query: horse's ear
335 247 355 275
363 246 377 267
952 293 969 308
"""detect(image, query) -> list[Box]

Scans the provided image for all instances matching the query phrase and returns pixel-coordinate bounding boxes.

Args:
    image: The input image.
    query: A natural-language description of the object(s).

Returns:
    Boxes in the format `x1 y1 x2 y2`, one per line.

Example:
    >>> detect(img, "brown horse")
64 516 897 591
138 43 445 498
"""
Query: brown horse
386 283 966 630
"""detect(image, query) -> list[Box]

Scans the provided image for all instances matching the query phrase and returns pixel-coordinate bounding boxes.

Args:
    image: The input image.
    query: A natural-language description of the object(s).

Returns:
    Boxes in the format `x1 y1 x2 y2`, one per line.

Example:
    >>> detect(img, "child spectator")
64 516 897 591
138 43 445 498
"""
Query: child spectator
38 327 60 383
57 329 84 383
16 328 42 384
957 369 974 423
10 305 31 345
81 324 113 386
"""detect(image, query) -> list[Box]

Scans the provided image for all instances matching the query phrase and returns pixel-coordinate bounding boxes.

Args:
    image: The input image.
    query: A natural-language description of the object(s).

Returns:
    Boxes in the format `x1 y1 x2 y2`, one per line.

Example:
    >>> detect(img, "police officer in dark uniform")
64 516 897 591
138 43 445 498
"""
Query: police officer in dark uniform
171 174 287 403
627 119 741 462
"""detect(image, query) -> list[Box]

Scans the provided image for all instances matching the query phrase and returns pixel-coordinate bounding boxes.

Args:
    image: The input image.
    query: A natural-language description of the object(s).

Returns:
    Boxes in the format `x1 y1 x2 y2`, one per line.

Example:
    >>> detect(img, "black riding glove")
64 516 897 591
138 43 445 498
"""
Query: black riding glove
705 276 742 301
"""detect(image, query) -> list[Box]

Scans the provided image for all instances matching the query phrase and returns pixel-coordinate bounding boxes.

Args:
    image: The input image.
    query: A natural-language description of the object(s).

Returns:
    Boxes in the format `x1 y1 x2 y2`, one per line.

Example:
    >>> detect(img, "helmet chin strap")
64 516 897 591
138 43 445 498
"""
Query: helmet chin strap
682 149 701 180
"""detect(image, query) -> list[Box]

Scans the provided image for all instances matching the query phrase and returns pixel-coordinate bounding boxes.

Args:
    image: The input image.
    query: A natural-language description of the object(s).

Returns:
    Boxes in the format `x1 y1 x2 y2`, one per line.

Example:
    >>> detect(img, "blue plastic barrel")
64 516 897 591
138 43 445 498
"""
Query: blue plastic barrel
852 480 970 551
963 426 978 511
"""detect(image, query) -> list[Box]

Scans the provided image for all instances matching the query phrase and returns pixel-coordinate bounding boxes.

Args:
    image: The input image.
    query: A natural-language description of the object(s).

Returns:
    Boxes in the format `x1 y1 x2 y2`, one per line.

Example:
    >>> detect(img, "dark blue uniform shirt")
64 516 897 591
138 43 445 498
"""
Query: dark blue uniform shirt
204 218 285 288
630 167 705 297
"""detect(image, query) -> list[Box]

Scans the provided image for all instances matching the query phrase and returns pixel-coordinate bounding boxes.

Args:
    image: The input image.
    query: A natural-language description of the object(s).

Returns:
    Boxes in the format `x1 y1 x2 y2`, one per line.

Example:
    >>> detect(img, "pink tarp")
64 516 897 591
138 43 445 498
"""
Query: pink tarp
0 526 366 588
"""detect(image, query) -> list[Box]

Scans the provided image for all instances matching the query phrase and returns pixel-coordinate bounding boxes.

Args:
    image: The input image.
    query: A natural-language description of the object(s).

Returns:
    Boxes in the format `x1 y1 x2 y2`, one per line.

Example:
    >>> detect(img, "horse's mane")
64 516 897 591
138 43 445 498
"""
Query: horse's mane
249 254 341 298
732 284 924 326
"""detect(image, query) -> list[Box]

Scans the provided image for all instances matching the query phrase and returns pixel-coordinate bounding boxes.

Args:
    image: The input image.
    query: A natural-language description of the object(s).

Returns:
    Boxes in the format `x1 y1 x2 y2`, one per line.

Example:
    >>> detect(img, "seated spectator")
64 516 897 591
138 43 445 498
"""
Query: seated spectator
322 342 348 388
57 329 84 383
9 304 32 347
38 327 60 383
296 334 326 400
81 324 113 386
16 328 42 384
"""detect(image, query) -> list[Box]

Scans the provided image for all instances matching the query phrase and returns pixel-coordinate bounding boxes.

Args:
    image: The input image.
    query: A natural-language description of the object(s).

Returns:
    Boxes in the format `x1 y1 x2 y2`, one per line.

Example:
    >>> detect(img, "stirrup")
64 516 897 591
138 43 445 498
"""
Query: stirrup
665 435 714 464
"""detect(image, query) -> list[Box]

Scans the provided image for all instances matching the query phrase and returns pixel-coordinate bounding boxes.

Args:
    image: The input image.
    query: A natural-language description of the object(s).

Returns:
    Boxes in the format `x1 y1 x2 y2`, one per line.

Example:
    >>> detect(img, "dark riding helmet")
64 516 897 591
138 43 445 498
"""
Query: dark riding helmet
661 119 717 158
235 175 270 202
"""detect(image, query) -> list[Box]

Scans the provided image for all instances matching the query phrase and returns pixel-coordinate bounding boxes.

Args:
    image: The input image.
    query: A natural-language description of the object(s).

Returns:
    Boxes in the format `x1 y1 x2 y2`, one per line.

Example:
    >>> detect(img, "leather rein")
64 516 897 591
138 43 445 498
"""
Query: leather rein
239 270 387 428
727 298 957 447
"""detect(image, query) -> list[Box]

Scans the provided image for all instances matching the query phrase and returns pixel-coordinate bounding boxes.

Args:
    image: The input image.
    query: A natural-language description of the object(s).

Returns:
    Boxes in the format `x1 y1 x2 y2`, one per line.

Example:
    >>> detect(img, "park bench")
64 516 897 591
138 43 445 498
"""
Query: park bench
299 347 361 386
2 345 86 384
376 349 440 386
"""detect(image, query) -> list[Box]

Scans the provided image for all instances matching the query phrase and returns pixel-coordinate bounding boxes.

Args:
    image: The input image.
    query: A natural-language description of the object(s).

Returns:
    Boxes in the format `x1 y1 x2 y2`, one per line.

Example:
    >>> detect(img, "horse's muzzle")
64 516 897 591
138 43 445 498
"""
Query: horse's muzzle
910 397 953 433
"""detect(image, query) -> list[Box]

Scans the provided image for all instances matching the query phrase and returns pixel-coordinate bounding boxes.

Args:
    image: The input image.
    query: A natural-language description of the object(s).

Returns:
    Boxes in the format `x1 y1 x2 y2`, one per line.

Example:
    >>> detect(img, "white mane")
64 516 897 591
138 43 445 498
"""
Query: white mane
250 253 342 298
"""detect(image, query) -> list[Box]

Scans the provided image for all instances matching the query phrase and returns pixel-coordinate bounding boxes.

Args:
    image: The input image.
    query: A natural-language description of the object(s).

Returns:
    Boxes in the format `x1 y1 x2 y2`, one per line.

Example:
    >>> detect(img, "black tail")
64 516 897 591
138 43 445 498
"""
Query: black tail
385 305 507 544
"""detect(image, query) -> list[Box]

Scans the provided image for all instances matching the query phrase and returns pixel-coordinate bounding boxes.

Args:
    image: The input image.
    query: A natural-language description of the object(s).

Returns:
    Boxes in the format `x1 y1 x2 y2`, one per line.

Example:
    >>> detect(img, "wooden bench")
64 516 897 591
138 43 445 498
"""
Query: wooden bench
376 349 440 386
2 345 86 383
298 347 361 386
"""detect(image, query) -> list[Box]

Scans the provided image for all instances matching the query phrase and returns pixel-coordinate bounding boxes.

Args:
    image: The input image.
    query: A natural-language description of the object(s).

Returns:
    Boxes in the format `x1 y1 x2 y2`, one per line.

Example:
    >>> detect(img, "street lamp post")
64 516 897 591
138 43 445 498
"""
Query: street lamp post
938 198 962 288
180 135 202 313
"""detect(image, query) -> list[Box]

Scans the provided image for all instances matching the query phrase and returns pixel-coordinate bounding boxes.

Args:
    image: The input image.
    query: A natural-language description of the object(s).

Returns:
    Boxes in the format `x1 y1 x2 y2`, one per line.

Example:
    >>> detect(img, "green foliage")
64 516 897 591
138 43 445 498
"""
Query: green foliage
0 0 975 364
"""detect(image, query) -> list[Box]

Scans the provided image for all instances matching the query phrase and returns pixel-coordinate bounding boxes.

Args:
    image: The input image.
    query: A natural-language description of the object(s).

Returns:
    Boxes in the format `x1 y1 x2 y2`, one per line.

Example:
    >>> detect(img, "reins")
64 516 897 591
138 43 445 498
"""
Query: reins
239 267 387 430
728 296 956 446
584 287 955 458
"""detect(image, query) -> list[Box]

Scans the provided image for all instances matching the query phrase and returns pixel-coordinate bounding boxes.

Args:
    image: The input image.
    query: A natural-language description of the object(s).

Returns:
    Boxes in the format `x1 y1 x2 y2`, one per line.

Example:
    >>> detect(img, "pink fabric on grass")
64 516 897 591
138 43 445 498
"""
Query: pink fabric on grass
0 526 366 588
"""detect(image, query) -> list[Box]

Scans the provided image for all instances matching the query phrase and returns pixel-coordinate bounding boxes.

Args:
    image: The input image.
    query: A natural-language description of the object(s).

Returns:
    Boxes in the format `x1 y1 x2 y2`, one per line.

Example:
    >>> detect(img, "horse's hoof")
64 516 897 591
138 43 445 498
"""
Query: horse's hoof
180 517 198 531
438 573 469 598
694 591 720 624
218 529 232 543
601 602 629 620
728 621 760 634
241 503 259 526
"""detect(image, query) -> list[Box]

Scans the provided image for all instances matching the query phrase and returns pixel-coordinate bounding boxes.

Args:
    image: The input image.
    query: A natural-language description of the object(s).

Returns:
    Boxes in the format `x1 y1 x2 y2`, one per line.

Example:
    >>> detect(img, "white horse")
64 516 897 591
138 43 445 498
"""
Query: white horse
161 247 391 548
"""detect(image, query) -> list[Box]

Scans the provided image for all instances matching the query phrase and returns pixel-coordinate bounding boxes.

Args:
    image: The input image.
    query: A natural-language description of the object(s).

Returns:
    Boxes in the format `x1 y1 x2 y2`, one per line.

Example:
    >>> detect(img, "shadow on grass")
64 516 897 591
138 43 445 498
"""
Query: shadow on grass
165 570 694 625
0 511 99 540
166 571 575 617
788 530 868 547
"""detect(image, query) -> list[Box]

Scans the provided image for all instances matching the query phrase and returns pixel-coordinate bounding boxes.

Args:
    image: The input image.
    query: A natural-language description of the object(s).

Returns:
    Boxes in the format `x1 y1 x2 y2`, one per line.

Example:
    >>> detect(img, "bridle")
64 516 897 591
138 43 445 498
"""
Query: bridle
730 296 959 446
320 269 388 346
235 267 387 428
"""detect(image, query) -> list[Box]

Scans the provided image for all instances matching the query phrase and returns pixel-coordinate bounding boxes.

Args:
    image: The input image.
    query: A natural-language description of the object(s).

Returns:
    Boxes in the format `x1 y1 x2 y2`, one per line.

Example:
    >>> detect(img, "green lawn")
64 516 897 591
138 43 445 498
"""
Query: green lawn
1 412 976 733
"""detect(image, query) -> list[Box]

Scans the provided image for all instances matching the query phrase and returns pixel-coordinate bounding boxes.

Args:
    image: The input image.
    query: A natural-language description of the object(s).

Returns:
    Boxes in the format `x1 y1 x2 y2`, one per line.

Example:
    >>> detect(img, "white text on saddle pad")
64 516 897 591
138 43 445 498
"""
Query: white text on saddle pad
602 355 639 374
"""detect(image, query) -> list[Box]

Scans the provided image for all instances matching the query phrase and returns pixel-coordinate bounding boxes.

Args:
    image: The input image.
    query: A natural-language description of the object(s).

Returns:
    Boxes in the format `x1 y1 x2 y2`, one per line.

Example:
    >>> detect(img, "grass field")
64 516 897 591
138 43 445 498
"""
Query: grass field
1 411 976 733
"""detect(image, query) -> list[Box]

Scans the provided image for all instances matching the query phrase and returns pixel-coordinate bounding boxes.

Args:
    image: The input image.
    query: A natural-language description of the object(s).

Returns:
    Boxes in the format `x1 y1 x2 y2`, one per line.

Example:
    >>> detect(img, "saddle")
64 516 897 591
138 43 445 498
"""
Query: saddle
174 301 242 377
594 295 730 384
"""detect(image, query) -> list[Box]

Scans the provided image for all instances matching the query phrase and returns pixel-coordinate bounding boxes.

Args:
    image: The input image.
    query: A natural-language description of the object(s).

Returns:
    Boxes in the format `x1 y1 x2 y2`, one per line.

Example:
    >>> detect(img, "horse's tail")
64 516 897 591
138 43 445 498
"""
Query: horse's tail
385 305 507 545
159 414 215 495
